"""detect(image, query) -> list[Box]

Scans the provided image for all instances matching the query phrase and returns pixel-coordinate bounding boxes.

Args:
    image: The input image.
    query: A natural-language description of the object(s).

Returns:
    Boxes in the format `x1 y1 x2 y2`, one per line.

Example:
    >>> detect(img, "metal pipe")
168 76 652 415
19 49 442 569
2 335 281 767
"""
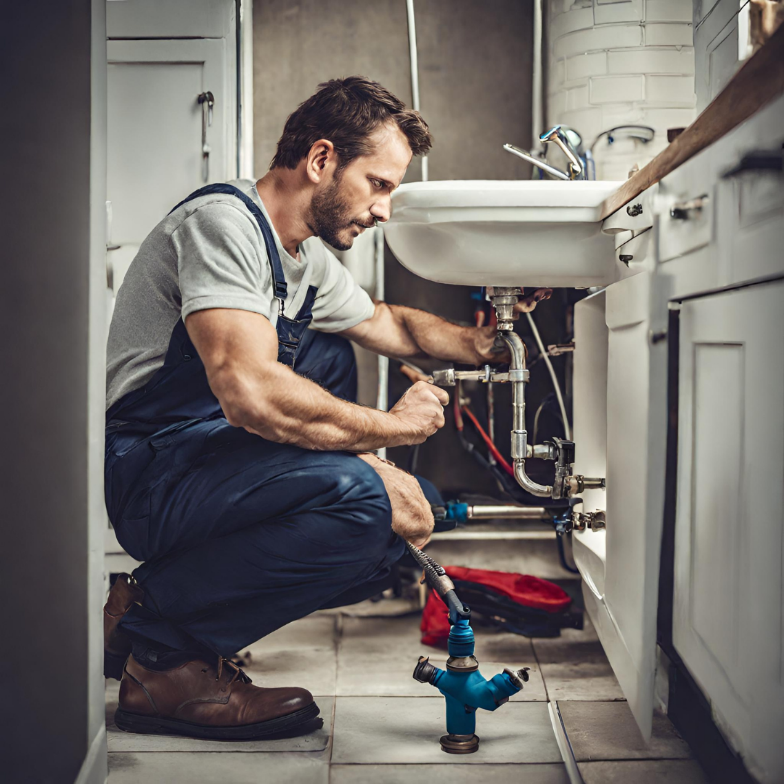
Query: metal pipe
467 505 549 520
503 143 570 180
406 0 428 182
531 0 543 158
499 330 553 498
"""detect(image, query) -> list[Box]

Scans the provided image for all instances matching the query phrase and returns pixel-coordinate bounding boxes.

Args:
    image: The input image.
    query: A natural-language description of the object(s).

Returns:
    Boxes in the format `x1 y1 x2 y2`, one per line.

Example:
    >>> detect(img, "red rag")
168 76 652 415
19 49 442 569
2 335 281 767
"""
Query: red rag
420 566 572 648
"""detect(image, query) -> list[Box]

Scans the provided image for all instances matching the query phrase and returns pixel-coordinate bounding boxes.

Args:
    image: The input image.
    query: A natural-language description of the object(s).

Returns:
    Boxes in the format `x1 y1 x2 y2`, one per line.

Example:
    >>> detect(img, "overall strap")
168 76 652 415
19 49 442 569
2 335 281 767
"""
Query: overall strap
169 183 288 304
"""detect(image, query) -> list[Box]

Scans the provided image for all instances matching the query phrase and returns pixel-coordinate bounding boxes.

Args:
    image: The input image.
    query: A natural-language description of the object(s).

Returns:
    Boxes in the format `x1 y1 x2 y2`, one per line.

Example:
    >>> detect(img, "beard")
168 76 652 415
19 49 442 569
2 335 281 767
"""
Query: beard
308 173 370 251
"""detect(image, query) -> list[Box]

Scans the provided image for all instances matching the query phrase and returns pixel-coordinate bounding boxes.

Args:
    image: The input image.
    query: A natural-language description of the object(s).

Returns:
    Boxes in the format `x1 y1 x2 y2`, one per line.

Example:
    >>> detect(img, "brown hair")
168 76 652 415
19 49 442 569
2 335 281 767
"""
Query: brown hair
270 76 432 170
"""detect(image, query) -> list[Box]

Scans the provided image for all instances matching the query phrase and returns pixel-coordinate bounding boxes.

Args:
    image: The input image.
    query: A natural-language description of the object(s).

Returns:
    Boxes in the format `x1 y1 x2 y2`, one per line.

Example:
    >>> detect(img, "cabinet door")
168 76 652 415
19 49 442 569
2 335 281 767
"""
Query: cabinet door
573 271 669 741
107 38 234 295
675 280 784 783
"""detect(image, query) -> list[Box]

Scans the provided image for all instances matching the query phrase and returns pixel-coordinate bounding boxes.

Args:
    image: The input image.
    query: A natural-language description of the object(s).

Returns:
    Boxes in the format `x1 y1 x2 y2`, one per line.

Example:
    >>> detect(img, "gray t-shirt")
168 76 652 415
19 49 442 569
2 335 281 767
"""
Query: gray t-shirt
106 184 375 410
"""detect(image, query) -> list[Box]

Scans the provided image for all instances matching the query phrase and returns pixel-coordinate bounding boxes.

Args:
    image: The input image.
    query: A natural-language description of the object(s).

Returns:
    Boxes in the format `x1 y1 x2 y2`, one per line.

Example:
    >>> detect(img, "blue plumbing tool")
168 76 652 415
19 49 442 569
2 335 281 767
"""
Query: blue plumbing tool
406 542 530 754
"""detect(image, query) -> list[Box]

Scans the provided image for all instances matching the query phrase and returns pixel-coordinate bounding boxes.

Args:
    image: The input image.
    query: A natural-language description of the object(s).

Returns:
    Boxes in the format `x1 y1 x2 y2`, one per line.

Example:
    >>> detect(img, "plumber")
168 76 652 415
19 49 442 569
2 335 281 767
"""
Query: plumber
104 75 551 741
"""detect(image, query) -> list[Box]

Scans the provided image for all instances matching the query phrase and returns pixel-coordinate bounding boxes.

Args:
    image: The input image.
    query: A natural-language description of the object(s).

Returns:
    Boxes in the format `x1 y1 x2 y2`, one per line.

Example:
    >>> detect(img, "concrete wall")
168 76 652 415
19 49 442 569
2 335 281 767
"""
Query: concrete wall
253 0 544 496
0 2 107 781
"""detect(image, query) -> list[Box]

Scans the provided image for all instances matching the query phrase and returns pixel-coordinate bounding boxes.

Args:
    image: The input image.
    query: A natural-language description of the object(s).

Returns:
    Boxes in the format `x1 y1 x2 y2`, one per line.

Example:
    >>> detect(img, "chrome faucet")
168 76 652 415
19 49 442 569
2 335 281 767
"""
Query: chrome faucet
504 124 586 181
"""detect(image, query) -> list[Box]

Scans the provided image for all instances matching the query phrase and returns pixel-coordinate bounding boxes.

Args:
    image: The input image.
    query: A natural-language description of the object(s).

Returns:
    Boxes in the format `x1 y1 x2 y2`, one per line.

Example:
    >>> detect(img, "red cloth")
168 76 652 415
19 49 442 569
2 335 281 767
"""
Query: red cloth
420 566 571 648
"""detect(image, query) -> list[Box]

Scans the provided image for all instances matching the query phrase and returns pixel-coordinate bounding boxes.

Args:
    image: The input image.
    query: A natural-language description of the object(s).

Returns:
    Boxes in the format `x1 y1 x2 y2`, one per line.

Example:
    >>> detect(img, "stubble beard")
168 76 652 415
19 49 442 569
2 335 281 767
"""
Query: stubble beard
308 172 362 252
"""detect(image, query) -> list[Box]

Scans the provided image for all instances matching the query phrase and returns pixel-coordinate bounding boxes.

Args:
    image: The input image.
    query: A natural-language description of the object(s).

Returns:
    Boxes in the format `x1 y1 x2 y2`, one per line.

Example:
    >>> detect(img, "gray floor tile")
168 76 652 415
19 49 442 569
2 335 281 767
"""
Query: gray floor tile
338 615 423 660
539 662 624 701
558 702 692 761
240 615 338 655
579 759 710 783
337 655 546 701
106 695 334 753
243 647 337 697
331 697 562 764
331 763 571 783
108 752 328 784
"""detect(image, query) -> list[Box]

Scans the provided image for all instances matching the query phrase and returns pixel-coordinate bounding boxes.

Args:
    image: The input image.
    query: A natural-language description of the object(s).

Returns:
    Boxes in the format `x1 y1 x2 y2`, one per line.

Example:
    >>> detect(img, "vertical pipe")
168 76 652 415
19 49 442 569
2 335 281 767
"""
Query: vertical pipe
375 227 389 459
406 0 428 181
526 311 571 439
532 0 543 152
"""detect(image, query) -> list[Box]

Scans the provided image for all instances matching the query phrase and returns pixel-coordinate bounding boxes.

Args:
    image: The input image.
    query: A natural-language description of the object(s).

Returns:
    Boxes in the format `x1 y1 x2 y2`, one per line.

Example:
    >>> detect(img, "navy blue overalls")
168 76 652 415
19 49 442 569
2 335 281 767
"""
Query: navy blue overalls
105 184 408 664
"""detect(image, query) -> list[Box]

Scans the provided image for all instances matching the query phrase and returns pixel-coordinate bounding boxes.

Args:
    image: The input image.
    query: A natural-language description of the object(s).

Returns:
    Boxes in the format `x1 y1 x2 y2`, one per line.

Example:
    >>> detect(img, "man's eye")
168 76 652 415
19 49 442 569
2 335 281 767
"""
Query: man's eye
371 179 384 189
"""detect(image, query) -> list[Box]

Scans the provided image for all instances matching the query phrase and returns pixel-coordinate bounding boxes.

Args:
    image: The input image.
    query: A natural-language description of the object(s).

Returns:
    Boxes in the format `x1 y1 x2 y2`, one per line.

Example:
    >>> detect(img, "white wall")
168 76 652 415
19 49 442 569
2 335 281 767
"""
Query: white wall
546 0 697 180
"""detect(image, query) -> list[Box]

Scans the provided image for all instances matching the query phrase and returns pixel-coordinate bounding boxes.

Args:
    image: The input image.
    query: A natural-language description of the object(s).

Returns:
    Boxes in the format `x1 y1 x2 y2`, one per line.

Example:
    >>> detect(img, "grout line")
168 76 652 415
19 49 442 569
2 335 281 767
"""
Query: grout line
530 638 550 702
549 701 584 784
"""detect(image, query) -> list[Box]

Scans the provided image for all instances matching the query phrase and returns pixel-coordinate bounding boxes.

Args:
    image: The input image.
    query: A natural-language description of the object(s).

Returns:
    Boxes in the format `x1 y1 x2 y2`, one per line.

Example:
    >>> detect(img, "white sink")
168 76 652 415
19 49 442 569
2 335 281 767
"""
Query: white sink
385 180 624 288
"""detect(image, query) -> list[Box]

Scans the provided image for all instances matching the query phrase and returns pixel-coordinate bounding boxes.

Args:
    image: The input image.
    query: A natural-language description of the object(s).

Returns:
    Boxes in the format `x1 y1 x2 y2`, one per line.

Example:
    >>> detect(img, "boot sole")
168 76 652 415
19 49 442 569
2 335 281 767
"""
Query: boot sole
114 701 322 740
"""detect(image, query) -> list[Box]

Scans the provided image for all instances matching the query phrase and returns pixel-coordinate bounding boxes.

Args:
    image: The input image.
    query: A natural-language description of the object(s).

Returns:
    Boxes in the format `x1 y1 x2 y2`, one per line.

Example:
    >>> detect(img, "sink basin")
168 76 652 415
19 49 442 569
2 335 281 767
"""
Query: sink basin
385 180 624 288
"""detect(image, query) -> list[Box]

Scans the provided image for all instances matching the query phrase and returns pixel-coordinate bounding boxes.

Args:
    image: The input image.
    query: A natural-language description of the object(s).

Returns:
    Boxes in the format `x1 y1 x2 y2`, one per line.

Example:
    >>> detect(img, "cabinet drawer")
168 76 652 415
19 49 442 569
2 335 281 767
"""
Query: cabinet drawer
657 182 714 263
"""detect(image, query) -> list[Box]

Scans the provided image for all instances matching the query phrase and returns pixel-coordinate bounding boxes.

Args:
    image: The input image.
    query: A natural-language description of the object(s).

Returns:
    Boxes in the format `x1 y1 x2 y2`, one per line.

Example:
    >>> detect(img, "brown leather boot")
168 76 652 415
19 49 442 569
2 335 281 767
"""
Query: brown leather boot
104 574 144 680
115 655 321 740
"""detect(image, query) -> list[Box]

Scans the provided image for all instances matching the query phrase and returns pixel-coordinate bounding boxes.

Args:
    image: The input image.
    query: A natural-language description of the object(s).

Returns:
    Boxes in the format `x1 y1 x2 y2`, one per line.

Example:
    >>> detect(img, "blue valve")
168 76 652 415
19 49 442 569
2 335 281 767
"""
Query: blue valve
413 614 530 753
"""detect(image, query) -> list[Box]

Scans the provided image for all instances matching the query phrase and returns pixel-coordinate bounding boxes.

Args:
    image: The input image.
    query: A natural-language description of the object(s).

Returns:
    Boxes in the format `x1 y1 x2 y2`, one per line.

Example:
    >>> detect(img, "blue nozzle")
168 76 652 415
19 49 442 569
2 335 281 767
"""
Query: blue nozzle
540 124 562 142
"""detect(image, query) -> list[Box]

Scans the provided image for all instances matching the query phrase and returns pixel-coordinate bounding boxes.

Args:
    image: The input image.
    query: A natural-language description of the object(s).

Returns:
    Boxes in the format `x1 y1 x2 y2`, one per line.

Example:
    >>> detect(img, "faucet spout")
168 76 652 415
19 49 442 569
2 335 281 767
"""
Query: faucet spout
503 143 570 180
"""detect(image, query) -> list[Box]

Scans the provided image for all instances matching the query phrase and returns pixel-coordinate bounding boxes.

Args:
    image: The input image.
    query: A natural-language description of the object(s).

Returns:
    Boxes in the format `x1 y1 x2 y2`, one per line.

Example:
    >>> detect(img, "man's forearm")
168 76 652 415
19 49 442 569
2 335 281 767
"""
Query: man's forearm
215 360 413 451
389 304 484 364
345 302 484 365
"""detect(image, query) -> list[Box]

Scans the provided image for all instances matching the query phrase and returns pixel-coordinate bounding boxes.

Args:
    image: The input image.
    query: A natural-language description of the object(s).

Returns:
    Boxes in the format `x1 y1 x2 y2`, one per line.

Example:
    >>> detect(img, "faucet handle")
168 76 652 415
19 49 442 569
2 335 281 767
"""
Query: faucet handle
539 125 584 180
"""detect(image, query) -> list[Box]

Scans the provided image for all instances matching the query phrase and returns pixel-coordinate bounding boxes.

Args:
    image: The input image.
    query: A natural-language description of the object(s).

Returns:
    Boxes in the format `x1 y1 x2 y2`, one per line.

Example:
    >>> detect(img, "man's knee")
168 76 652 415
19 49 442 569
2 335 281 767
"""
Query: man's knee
330 456 392 548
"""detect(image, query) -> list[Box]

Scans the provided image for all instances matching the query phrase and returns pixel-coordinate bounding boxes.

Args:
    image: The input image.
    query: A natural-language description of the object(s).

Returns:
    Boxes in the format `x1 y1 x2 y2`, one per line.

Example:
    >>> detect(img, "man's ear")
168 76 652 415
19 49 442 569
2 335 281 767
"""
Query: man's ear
306 139 336 184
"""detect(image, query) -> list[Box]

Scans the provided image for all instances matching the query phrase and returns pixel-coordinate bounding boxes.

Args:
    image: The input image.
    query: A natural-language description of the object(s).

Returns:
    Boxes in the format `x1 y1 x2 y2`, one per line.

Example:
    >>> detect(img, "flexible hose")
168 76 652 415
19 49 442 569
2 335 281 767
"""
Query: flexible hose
526 312 571 440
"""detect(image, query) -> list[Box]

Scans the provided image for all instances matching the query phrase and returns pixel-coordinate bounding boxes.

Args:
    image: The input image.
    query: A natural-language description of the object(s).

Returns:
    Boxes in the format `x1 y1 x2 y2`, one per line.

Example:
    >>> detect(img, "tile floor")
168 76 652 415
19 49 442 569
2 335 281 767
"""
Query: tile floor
106 600 708 783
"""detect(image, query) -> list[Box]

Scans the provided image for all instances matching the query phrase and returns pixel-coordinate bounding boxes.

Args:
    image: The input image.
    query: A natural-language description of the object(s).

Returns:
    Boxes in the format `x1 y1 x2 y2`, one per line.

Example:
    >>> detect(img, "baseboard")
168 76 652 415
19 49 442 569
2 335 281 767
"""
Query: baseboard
74 724 107 784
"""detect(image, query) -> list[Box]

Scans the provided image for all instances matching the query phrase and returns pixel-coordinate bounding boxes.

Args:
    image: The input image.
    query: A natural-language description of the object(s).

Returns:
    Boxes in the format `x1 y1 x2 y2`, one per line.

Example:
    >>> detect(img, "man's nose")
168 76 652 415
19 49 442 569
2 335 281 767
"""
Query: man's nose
369 195 392 224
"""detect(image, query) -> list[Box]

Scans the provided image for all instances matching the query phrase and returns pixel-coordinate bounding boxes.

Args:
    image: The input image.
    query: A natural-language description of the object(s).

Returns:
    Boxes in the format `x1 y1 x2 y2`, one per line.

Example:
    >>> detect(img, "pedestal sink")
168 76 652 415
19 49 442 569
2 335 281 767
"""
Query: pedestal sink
385 180 624 288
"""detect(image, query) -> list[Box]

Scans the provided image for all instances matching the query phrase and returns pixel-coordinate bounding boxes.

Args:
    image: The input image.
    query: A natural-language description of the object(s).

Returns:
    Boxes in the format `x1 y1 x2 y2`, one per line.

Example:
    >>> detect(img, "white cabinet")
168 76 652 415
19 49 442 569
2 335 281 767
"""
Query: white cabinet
573 270 669 741
674 280 784 783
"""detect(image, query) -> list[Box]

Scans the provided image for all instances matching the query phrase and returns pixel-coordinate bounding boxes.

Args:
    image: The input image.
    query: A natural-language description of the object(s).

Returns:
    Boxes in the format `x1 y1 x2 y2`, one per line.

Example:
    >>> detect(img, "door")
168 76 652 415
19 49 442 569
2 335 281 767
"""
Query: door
106 38 235 298
573 270 669 741
674 280 784 783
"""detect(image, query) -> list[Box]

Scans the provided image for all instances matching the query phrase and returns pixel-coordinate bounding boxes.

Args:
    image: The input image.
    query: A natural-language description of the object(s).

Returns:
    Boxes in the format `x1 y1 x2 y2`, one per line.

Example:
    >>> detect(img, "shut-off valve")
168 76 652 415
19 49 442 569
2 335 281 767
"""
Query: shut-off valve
407 542 529 754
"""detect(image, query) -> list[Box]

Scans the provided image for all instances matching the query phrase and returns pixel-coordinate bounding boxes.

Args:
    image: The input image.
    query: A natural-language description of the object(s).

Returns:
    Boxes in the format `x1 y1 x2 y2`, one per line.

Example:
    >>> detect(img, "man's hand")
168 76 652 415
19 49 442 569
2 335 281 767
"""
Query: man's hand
357 453 434 549
388 381 449 444
472 288 552 364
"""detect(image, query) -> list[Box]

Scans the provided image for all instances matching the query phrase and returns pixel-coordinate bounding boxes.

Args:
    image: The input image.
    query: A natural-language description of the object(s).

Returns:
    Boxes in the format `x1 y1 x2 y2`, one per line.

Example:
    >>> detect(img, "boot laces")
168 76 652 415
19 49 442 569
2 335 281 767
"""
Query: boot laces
216 656 252 685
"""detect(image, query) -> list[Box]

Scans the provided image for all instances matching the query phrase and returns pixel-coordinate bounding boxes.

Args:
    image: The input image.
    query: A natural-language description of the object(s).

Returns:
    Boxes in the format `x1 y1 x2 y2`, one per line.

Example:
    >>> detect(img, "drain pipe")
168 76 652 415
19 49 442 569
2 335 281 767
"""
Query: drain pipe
406 0 428 182
499 330 553 498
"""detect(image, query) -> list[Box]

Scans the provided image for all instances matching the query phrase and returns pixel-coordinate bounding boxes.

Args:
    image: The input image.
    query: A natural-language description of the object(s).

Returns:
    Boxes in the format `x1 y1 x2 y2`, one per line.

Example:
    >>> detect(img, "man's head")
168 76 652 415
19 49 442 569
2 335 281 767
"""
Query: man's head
270 76 432 250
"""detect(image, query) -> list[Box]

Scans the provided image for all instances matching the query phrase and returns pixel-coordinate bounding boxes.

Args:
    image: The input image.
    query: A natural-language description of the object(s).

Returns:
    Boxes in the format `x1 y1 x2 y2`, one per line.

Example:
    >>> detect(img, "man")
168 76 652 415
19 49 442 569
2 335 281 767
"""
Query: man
104 76 550 740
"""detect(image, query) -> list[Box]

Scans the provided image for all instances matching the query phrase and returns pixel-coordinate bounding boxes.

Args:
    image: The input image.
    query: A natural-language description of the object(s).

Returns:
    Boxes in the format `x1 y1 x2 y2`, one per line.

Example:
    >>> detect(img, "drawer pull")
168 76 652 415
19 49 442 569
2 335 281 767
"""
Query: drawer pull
670 194 709 220
721 149 783 179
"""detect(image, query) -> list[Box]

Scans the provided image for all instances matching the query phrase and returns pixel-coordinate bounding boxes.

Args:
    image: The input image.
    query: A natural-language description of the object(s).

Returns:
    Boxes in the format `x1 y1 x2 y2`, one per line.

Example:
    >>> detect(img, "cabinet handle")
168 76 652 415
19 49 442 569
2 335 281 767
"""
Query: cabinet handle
198 91 215 183
670 194 709 220
722 149 783 179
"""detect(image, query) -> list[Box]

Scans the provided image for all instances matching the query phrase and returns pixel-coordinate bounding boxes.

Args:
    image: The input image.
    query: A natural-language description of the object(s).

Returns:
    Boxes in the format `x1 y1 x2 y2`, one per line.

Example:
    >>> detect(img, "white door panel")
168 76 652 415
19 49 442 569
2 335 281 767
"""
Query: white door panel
107 38 234 293
675 280 784 782
573 271 668 740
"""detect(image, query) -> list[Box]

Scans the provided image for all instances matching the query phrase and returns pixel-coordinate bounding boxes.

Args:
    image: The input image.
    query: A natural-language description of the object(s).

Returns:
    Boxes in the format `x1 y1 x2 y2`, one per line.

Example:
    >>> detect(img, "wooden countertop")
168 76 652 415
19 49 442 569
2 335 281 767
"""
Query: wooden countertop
599 23 784 221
